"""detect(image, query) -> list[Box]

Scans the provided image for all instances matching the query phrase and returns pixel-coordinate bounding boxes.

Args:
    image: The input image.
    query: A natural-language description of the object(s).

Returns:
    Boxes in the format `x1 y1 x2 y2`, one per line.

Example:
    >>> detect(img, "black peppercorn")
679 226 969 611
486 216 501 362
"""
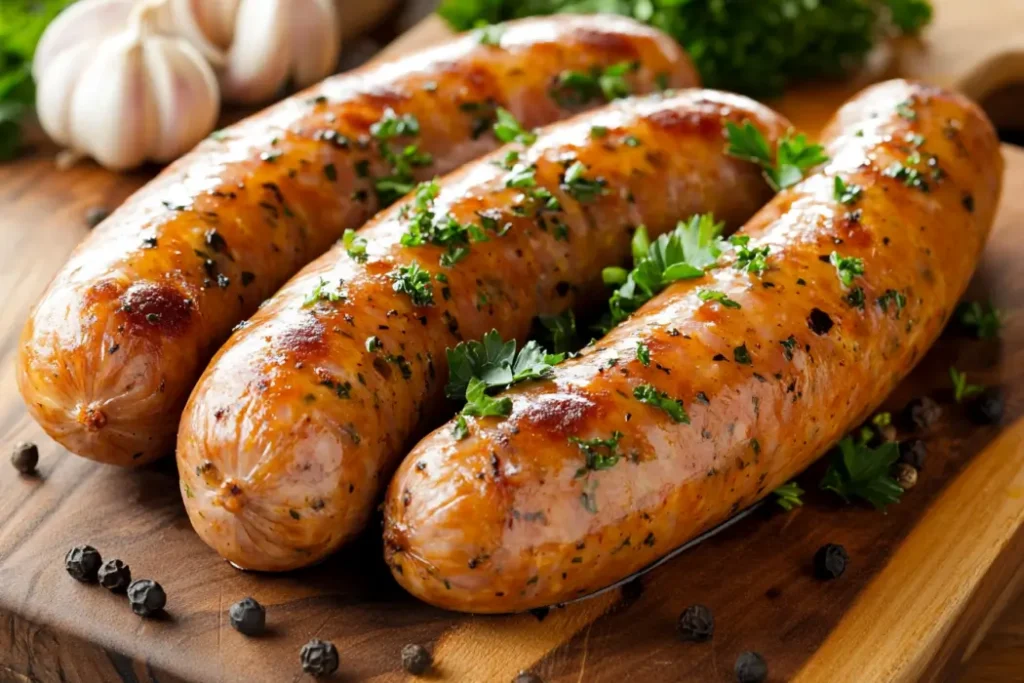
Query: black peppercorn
900 396 941 432
899 439 927 470
513 672 544 683
11 442 38 474
85 206 110 228
127 579 166 617
97 559 131 592
65 545 102 582
401 643 432 676
814 543 848 580
228 597 266 636
968 389 1003 425
734 651 768 683
300 639 339 677
678 604 714 642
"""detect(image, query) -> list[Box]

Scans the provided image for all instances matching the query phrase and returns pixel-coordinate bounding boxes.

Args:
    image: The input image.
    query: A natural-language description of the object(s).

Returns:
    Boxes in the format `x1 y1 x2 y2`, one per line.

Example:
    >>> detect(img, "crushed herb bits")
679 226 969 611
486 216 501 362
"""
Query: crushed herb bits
127 579 166 617
11 441 38 474
65 545 102 582
300 640 340 677
229 597 266 636
733 344 752 365
97 559 131 592
677 604 714 642
389 262 435 307
813 543 848 580
735 652 768 683
401 643 432 675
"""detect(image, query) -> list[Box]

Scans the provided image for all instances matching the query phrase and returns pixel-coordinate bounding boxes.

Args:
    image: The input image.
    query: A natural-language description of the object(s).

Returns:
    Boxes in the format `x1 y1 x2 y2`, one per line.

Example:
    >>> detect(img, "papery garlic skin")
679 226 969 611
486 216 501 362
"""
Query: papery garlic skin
167 0 341 104
35 0 220 171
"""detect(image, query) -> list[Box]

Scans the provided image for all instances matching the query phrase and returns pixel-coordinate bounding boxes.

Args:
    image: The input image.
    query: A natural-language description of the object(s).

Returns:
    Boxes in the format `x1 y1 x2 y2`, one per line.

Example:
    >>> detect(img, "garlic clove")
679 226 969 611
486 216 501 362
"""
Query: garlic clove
36 40 101 148
159 0 228 67
185 0 239 50
33 0 136 84
67 32 157 171
219 0 292 104
289 0 341 89
142 36 220 162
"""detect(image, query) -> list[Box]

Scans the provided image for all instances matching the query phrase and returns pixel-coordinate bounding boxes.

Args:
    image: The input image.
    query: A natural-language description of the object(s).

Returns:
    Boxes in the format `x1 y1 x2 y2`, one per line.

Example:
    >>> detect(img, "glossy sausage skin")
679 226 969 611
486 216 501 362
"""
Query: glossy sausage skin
383 80 1003 613
176 91 790 571
17 16 696 467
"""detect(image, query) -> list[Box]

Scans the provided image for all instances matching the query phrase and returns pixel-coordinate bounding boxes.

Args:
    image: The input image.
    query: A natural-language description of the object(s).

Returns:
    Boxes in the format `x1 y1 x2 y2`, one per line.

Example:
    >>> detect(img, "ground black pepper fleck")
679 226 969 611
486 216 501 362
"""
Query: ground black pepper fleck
127 579 166 617
401 643 432 675
65 545 102 582
97 559 131 592
229 597 266 636
968 388 1003 425
814 543 848 580
899 439 927 469
300 639 339 677
11 441 38 474
735 651 768 683
677 604 714 642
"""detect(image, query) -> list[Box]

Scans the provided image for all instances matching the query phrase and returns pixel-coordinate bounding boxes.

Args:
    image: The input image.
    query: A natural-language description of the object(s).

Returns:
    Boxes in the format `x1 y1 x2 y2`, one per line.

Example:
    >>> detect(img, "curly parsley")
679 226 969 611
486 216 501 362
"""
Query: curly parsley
725 122 828 191
730 235 770 275
388 261 434 307
820 437 903 510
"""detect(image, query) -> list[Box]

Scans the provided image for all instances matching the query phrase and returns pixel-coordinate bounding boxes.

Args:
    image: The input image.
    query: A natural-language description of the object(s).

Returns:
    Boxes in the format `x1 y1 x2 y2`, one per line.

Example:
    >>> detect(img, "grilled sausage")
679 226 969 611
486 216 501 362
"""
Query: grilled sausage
382 79 1003 613
17 16 696 467
176 91 791 571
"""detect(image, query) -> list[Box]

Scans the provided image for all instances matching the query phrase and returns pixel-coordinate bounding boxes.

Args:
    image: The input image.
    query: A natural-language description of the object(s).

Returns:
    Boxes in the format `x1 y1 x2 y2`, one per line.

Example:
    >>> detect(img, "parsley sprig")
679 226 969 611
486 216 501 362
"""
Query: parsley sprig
725 122 829 192
955 301 1002 339
730 235 770 275
633 384 689 423
549 61 638 107
493 108 537 145
602 215 726 327
389 261 434 307
400 180 488 266
445 330 563 424
342 229 368 263
820 437 903 510
369 109 434 206
830 252 865 287
773 481 805 511
950 366 985 403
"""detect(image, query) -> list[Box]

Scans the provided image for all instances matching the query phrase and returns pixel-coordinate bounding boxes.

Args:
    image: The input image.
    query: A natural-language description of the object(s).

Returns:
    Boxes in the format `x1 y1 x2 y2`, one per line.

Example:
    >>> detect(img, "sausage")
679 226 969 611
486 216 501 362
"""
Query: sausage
176 91 791 571
16 15 696 467
382 79 1003 613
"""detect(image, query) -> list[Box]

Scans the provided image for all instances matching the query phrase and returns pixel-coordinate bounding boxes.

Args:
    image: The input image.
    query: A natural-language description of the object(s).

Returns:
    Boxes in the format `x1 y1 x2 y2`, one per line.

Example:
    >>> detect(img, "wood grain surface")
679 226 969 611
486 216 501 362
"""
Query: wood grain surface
3 1 1024 682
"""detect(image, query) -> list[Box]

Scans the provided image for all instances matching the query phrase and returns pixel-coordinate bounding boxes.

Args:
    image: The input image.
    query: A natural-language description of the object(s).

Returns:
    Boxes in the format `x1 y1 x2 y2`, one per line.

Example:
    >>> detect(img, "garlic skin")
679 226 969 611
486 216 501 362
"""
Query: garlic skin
35 0 220 171
167 0 341 104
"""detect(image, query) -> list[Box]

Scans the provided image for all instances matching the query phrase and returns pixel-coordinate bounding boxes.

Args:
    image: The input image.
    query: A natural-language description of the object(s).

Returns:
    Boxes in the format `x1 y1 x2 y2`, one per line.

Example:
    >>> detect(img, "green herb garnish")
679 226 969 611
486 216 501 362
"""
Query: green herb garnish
493 107 537 145
536 310 578 355
829 251 864 287
633 384 689 423
635 341 651 366
303 277 345 307
774 482 804 511
730 235 770 275
820 437 903 510
698 289 741 309
476 23 505 46
549 61 637 107
389 261 434 306
955 301 1002 339
342 229 368 262
725 122 828 191
949 366 984 403
571 432 624 475
833 176 863 205
560 161 606 202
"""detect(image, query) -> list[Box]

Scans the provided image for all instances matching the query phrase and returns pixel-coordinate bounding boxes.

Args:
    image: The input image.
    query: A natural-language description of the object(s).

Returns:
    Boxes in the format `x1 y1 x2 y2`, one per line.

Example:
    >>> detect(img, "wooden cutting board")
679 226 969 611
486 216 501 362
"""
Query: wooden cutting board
3 2 1024 682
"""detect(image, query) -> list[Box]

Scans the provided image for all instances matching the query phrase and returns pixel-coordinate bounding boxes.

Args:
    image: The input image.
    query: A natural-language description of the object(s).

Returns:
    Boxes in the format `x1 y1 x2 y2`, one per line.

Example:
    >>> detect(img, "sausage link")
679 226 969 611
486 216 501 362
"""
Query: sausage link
382 79 1003 613
176 91 790 571
17 16 695 466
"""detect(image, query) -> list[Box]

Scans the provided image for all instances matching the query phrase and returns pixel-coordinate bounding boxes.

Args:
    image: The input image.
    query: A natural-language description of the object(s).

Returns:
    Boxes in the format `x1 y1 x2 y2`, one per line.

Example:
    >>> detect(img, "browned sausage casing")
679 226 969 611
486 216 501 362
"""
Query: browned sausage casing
176 91 790 571
16 16 696 466
382 80 1003 613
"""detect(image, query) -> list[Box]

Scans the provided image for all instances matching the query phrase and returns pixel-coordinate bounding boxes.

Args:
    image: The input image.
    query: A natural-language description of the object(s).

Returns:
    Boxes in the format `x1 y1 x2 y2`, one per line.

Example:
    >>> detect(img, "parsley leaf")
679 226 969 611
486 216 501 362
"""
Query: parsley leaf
633 384 689 424
389 261 434 307
635 341 650 366
549 61 637 107
725 122 828 191
774 481 804 511
342 229 368 263
445 329 562 400
571 432 624 475
400 180 486 266
368 109 433 206
303 277 345 307
833 176 863 205
698 289 741 309
949 366 984 403
493 107 537 145
560 161 607 202
820 437 903 510
461 377 512 417
536 310 578 355
955 301 1002 339
730 235 770 275
476 24 505 46
829 251 864 287
877 289 907 317
603 215 726 326
452 414 469 440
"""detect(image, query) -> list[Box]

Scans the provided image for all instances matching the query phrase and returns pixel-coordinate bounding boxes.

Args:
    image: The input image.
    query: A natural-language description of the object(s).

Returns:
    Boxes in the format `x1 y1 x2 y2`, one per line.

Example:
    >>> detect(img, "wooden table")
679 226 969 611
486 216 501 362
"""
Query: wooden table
3 1 1024 681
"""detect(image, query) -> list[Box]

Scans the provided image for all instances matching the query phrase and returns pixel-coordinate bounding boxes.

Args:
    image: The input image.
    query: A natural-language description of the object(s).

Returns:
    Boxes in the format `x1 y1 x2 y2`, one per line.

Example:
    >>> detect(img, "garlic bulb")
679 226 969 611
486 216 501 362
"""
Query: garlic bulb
166 0 341 104
35 0 220 171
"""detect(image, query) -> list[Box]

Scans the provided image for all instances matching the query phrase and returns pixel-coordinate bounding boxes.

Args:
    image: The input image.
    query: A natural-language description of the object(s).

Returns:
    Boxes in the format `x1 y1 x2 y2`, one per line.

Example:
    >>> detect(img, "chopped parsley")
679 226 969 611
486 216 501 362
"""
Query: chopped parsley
590 125 609 139
476 24 505 46
773 481 804 511
833 176 863 205
633 384 689 423
780 335 797 360
844 286 865 309
342 229 367 262
895 99 917 120
636 341 651 366
883 160 928 192
493 107 537 145
560 161 606 202
877 289 907 317
733 344 752 365
955 301 1002 339
829 251 864 287
549 61 637 107
452 414 469 440
369 109 433 206
949 366 984 403
400 180 486 266
698 289 741 309
536 310 578 355
725 121 828 191
730 235 770 275
571 432 625 475
603 215 726 327
388 261 434 307
820 437 903 510
303 277 345 307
